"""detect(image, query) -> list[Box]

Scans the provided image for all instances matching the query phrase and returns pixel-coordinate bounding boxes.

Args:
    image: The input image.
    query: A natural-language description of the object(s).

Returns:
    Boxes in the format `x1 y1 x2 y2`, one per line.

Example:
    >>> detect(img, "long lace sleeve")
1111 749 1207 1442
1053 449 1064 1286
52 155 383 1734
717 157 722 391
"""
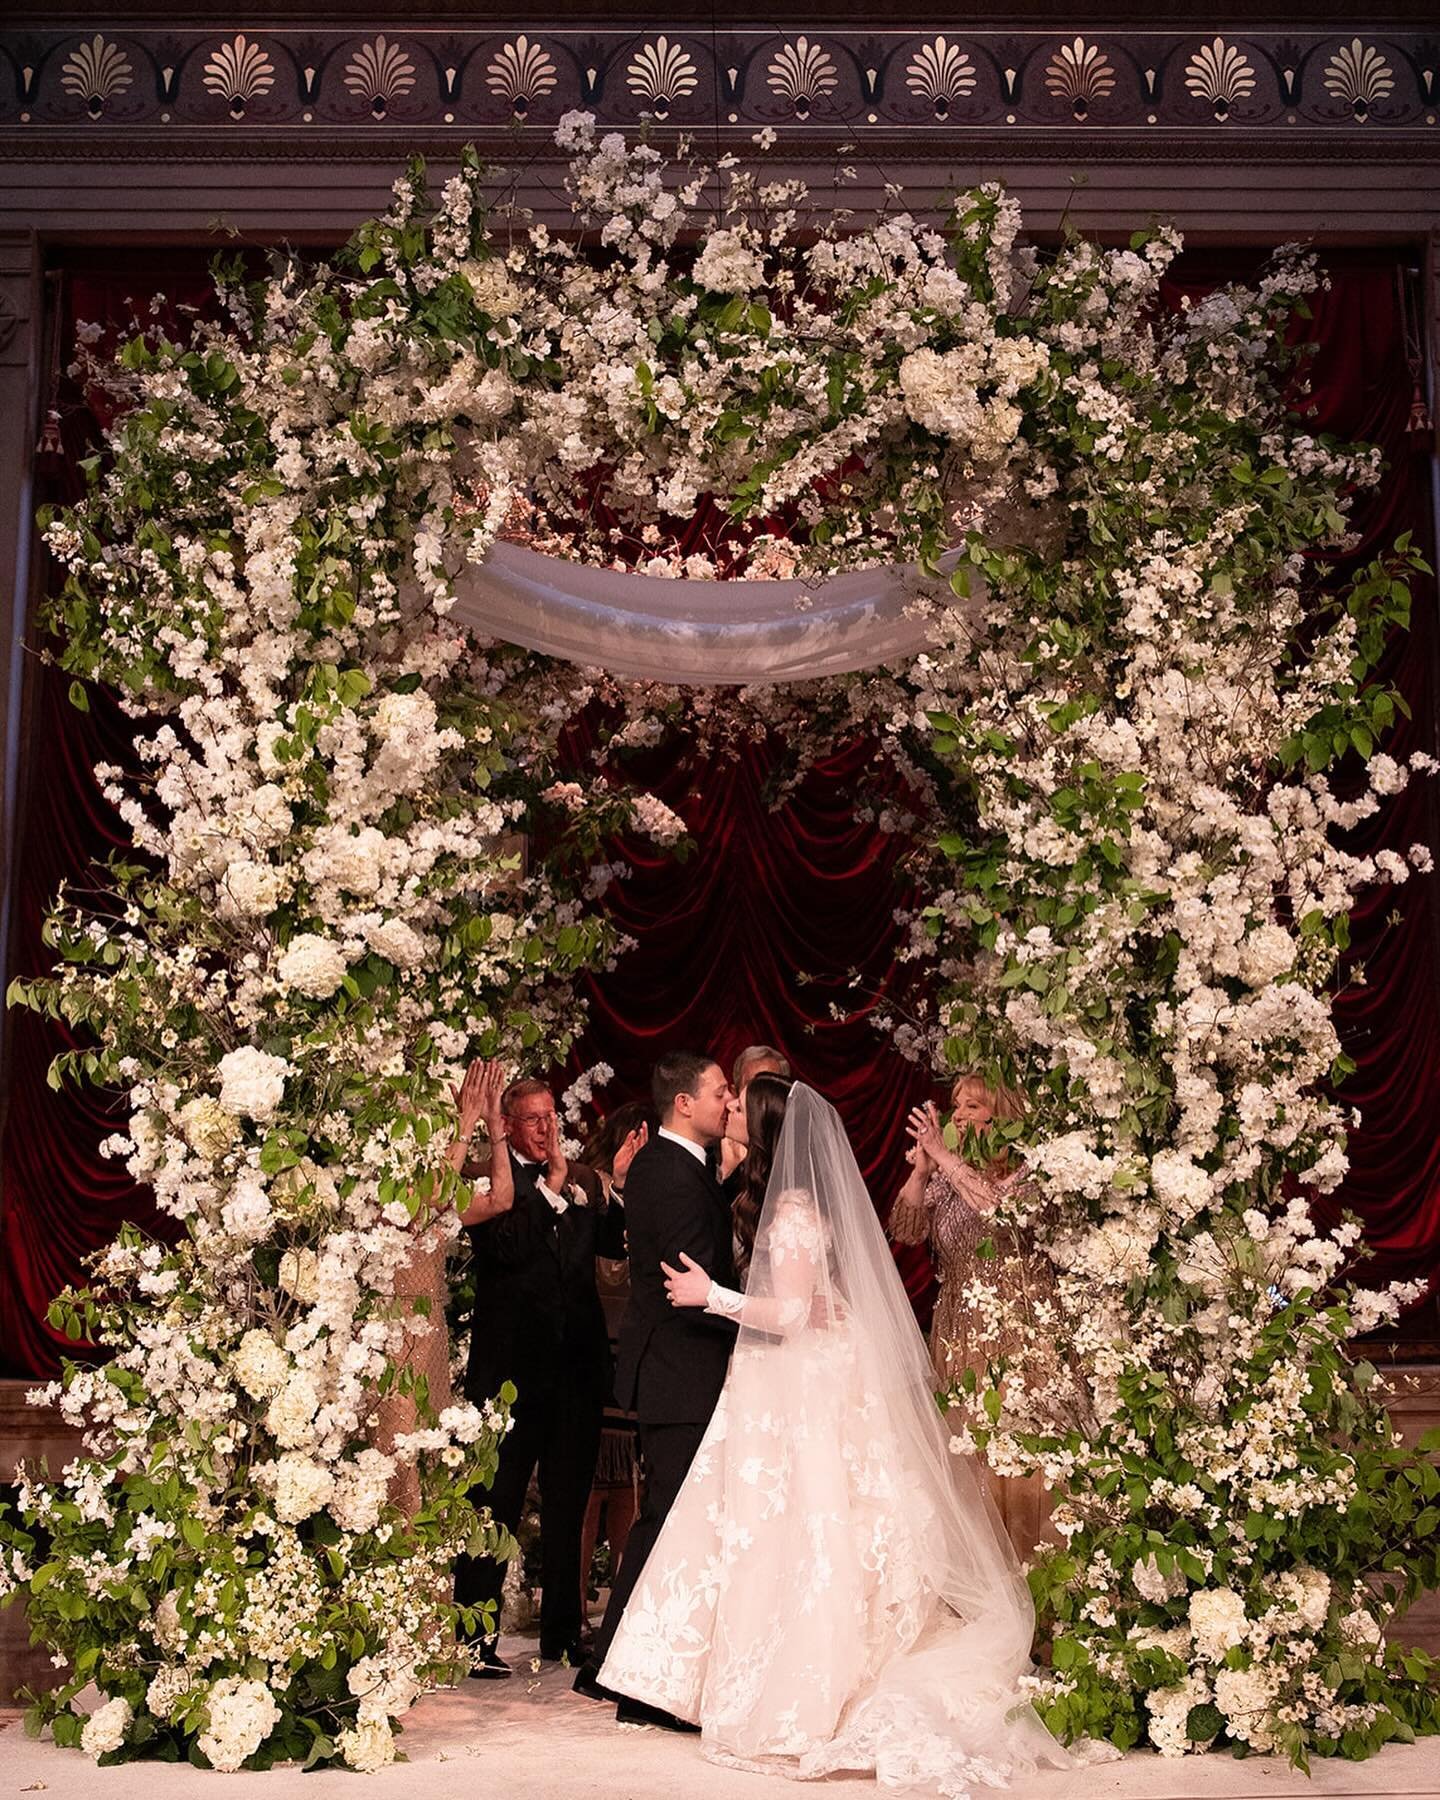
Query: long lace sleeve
703 1281 812 1335
703 1195 824 1336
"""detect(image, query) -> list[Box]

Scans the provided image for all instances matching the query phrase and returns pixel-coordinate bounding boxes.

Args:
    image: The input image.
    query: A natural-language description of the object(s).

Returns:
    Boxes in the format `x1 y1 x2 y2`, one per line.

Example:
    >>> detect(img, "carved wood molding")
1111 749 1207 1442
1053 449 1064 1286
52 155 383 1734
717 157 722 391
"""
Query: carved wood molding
1 25 1437 149
6 129 1440 168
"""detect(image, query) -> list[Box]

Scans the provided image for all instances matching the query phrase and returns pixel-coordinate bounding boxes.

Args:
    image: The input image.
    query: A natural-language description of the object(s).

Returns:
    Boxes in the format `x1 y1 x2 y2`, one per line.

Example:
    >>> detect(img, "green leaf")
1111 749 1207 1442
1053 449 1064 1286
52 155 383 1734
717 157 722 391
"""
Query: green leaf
1187 1702 1223 1741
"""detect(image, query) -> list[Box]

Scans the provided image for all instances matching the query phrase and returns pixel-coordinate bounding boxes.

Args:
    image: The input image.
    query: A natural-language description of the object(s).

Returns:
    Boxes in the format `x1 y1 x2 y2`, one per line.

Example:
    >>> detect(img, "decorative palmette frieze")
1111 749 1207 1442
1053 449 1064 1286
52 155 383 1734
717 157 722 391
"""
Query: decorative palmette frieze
1 27 1437 135
1183 37 1258 121
1044 39 1117 120
344 37 417 122
200 33 275 119
57 35 133 118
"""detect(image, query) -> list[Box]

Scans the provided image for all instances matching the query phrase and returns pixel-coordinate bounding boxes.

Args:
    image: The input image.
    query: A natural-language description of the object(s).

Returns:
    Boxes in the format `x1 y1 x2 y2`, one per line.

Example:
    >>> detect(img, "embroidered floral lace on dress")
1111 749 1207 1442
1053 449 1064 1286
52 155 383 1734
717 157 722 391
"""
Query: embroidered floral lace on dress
600 1089 1068 1795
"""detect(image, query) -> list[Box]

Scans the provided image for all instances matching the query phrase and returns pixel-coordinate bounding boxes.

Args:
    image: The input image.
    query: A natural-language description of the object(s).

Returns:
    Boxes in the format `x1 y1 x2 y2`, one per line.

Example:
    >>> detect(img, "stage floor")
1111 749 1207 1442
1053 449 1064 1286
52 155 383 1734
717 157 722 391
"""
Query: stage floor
4 1637 1440 1800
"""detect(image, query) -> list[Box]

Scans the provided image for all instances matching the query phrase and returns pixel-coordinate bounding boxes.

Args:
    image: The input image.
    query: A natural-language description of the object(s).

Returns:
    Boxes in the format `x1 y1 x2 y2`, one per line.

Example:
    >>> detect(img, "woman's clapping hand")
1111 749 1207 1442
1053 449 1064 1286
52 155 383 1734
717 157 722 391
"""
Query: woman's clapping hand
452 1058 506 1146
906 1100 945 1174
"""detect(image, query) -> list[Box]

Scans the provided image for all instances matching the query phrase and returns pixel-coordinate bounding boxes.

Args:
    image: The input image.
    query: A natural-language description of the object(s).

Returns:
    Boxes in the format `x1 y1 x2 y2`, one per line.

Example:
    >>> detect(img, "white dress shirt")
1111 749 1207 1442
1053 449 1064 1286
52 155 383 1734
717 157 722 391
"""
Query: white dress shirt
513 1149 577 1214
657 1126 709 1167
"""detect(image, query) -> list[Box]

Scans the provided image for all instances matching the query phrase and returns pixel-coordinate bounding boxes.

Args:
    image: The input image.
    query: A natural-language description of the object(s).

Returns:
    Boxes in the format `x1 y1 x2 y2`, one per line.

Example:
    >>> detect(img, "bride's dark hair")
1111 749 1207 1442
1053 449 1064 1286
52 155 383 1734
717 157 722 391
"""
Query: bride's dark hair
733 1073 791 1277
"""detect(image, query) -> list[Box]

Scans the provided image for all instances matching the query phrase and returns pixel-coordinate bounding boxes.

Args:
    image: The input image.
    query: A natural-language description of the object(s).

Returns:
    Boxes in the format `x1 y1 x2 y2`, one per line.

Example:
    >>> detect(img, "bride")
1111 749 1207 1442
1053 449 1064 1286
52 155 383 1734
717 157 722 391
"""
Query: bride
596 1082 1071 1794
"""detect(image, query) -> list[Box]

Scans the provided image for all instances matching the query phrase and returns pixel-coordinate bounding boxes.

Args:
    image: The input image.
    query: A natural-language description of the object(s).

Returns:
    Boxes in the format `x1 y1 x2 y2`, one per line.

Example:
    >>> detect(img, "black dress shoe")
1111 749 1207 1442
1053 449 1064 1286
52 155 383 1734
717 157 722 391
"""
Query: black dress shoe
466 1642 511 1680
572 1662 618 1703
540 1629 594 1664
615 1696 700 1733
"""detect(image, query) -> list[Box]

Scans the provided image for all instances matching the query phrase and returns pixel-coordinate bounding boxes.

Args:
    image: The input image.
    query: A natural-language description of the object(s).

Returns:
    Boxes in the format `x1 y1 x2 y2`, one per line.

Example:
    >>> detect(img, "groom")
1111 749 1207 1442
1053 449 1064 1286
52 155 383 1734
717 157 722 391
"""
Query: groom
575 1050 738 1722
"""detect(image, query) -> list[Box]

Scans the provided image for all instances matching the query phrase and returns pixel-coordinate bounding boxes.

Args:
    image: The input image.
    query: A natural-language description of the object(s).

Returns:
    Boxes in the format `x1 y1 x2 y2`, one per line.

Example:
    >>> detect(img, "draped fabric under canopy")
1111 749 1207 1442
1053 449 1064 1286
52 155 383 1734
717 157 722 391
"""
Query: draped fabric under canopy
448 542 964 684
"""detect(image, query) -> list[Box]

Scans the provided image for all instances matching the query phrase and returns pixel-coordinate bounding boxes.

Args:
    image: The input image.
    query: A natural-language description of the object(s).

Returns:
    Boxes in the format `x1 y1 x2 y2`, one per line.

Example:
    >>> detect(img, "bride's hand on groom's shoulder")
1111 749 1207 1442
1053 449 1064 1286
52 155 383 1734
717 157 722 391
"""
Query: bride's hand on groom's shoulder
662 1251 712 1309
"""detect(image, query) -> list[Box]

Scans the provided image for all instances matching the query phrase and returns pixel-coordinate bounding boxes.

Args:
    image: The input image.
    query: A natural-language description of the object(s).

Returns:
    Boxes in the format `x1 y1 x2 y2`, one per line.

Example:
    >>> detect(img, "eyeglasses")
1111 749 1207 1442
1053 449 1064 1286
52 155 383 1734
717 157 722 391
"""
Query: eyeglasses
509 1109 557 1126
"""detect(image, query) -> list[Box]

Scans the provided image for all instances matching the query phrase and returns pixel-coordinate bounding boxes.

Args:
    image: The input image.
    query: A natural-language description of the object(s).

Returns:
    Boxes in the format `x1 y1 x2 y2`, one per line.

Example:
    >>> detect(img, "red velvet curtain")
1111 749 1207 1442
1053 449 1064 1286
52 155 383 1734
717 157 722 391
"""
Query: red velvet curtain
1284 256 1440 1321
558 727 937 1311
1161 252 1440 1335
0 259 223 1376
2 247 1435 1378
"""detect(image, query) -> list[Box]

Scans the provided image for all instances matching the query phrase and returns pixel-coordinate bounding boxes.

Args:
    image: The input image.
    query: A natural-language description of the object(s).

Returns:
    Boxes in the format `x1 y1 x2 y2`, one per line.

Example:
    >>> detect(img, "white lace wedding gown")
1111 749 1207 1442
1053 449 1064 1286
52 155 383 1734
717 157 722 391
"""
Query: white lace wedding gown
599 1088 1069 1797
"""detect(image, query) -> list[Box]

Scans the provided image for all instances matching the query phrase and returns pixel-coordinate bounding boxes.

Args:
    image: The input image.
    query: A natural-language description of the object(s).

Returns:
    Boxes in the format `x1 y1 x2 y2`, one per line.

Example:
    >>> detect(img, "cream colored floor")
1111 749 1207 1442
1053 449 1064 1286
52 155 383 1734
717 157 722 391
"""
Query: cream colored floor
4 1634 1440 1800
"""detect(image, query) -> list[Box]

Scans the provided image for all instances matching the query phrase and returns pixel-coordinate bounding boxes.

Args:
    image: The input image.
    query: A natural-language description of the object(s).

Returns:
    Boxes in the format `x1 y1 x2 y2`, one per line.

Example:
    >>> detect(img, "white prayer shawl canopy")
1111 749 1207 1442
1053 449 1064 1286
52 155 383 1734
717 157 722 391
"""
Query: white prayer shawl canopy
448 541 974 686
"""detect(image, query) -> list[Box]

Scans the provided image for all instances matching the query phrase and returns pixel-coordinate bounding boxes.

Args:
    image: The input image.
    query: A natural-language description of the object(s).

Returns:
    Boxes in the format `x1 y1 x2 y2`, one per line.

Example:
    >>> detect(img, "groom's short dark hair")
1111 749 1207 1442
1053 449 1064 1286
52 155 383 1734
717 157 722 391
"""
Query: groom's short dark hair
653 1050 717 1119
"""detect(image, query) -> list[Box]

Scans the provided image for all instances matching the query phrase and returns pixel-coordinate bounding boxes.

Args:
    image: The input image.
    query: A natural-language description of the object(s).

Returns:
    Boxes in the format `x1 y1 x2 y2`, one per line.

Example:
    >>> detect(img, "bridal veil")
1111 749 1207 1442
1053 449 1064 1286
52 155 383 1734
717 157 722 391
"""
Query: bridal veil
732 1082 1067 1787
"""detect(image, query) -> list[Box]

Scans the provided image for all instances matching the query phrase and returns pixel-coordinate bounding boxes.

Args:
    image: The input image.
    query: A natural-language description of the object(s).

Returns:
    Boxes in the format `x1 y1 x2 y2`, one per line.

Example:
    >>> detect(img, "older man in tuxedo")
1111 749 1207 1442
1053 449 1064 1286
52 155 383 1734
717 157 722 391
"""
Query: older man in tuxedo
457 1076 631 1676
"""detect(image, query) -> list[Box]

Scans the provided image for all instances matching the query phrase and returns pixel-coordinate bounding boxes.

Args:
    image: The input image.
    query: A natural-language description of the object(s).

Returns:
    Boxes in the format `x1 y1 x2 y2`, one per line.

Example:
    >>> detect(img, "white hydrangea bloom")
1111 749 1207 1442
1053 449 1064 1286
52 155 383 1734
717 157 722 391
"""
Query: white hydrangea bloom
1188 1586 1250 1662
338 1715 396 1772
178 1095 239 1158
266 1452 335 1524
232 1328 289 1400
693 228 765 295
276 933 349 999
216 1046 294 1122
80 1695 132 1759
197 1677 281 1772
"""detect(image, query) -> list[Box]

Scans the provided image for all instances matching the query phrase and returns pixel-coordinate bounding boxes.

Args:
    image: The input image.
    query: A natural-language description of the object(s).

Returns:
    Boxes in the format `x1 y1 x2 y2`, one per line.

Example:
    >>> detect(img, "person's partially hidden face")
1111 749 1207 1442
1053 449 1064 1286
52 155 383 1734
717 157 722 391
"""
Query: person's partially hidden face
725 1088 751 1150
678 1062 734 1144
738 1056 786 1090
950 1079 994 1131
506 1090 558 1162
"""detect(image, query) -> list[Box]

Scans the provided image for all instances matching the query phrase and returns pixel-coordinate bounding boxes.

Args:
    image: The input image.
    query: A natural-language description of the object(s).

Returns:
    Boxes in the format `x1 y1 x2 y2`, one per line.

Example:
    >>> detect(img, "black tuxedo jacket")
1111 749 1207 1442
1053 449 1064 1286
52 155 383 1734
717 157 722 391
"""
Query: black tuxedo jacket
613 1134 738 1426
464 1152 625 1409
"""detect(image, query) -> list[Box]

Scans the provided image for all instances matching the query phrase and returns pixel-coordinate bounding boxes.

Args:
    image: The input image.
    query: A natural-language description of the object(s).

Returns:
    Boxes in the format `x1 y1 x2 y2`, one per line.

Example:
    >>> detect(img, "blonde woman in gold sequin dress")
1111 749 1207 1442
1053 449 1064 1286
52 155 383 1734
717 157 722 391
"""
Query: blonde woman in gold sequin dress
889 1074 1058 1550
888 1074 1040 1393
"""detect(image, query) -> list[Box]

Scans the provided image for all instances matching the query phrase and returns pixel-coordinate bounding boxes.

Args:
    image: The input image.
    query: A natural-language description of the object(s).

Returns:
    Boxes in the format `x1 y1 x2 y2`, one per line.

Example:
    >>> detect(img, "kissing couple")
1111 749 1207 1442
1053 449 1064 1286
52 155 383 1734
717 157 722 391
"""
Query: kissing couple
574 1051 1071 1793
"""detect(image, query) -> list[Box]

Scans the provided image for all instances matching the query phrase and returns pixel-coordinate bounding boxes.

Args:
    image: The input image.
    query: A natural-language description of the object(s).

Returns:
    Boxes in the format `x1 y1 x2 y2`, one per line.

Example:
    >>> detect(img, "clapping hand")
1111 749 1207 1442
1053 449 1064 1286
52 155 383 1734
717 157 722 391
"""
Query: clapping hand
445 1059 511 1225
612 1122 648 1186
453 1058 506 1147
541 1109 569 1193
906 1100 945 1173
661 1251 712 1308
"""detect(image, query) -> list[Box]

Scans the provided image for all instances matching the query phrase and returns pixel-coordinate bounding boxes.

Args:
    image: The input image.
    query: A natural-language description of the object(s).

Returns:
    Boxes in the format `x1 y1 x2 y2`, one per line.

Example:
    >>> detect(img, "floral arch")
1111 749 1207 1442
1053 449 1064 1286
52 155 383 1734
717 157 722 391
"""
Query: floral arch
3 118 1440 1773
